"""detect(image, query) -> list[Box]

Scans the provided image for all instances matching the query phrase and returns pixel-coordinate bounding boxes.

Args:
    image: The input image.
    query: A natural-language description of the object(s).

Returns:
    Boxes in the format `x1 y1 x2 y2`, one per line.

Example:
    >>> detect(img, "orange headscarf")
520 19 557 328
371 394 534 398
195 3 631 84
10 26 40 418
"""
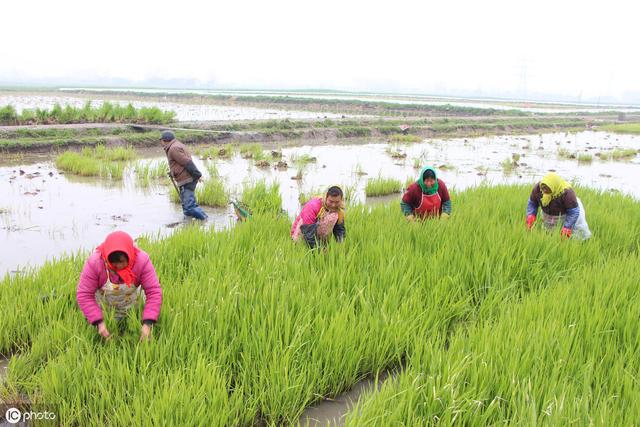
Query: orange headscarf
96 231 138 287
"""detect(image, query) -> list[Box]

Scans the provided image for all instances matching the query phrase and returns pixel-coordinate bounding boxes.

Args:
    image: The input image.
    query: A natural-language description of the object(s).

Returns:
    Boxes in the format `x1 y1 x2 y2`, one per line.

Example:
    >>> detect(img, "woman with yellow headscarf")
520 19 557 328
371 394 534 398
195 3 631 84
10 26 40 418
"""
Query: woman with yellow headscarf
526 172 591 239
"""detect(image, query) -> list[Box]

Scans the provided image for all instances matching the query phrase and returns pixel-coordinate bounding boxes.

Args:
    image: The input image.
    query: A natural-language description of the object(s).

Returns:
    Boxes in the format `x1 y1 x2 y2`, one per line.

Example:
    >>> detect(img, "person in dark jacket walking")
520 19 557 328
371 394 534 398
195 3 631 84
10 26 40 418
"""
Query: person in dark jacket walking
161 131 208 220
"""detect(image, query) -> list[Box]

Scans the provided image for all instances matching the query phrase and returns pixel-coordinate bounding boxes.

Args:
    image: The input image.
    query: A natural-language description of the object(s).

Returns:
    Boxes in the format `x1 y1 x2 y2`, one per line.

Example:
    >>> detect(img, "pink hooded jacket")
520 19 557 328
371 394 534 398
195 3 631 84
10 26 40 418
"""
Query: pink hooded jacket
290 197 323 237
76 249 162 324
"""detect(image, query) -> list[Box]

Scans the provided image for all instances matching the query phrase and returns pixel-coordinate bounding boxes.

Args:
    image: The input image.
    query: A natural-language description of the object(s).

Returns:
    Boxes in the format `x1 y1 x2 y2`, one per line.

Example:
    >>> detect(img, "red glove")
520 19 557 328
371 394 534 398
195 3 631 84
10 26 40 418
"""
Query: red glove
526 215 536 229
561 227 572 238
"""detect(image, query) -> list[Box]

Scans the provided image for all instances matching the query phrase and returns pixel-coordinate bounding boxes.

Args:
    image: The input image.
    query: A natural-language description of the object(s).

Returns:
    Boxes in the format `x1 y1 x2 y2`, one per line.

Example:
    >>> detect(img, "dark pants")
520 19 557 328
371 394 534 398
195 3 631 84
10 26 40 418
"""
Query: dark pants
180 183 208 220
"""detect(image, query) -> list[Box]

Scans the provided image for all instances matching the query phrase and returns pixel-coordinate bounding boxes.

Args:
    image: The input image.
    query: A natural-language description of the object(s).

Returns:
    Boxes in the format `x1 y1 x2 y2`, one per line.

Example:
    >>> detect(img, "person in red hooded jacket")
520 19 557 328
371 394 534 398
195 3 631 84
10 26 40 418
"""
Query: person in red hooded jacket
76 231 162 341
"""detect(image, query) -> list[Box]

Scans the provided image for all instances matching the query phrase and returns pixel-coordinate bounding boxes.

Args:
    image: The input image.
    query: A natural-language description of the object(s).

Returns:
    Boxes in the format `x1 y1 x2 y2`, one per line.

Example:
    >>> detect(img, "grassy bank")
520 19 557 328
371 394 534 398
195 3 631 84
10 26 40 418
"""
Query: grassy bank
0 186 638 425
0 117 594 153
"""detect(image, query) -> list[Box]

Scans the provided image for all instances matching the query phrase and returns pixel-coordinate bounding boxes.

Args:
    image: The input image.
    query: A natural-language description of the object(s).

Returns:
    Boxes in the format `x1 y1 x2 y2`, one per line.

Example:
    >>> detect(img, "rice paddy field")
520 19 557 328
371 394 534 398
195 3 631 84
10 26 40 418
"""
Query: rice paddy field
1 184 639 425
1 89 640 424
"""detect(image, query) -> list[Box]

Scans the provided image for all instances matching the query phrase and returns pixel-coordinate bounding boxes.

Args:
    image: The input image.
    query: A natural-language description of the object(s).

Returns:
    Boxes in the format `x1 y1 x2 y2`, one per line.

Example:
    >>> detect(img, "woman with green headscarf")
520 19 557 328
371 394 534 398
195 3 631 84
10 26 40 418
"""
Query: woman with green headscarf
401 166 452 221
526 172 591 239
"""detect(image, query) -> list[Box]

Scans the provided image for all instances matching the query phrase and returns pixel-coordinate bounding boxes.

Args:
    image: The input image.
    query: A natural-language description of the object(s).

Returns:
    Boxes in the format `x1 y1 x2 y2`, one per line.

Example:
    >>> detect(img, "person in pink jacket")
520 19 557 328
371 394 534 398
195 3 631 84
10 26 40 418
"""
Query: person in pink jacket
76 231 162 341
291 186 346 249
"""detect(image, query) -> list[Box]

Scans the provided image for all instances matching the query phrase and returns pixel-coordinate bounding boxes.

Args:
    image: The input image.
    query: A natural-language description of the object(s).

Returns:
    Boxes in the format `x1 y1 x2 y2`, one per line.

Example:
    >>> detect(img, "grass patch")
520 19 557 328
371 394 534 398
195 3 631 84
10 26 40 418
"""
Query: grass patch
577 152 593 163
169 177 228 208
134 160 168 186
365 176 402 197
54 145 136 179
240 181 282 215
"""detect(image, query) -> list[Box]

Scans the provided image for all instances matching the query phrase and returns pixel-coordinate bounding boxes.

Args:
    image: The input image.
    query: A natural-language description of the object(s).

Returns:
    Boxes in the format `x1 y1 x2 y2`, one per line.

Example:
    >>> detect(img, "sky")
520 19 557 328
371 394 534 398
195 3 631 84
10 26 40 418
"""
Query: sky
1 0 639 103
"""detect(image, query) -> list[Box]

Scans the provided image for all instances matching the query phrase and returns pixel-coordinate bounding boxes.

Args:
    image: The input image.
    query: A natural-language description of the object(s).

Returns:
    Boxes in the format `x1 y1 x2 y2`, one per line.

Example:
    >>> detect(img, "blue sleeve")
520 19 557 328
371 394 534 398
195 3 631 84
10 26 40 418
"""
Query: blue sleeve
400 201 414 216
563 206 580 229
442 200 452 215
527 198 539 217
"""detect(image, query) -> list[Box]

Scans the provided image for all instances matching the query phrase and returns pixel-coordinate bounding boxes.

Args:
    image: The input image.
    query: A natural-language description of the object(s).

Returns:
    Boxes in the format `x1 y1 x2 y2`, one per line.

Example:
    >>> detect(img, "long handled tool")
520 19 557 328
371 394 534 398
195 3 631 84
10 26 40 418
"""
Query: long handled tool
167 170 181 198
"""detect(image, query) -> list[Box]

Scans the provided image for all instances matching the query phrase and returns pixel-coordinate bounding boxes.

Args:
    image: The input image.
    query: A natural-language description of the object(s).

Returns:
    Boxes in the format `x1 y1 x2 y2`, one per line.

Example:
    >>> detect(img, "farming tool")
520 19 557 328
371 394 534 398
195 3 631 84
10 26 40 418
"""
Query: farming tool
167 170 181 198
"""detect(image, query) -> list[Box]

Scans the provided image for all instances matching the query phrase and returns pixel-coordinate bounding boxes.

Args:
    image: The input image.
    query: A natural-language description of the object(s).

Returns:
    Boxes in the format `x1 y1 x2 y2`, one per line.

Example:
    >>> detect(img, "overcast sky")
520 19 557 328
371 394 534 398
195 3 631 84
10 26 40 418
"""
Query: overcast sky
2 0 638 103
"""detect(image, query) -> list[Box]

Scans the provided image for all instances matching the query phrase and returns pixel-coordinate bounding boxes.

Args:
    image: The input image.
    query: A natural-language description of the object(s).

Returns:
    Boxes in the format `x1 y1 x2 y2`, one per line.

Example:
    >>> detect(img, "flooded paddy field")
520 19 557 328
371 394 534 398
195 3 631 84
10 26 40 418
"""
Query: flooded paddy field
2 130 638 276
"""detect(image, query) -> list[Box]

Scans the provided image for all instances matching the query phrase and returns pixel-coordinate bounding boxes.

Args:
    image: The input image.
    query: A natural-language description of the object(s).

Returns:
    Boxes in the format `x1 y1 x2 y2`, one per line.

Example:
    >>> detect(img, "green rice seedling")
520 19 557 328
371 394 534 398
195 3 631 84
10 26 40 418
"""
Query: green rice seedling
0 105 18 124
598 148 637 161
101 161 125 179
196 178 228 207
134 160 168 186
404 176 415 189
168 176 227 208
56 146 136 179
389 134 422 143
197 145 234 160
577 152 593 162
292 167 305 181
288 153 317 167
365 176 402 197
18 108 36 124
557 147 575 159
91 145 137 162
501 157 517 173
352 163 367 176
205 161 220 178
240 181 282 215
54 151 102 176
2 186 639 426
384 145 407 159
1 102 176 125
239 143 264 159
298 187 330 206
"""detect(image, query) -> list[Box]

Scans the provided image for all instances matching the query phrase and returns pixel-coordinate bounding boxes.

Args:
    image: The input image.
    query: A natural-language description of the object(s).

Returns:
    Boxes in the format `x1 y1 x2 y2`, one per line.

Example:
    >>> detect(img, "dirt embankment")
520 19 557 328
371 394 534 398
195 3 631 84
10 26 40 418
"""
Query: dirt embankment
0 119 597 154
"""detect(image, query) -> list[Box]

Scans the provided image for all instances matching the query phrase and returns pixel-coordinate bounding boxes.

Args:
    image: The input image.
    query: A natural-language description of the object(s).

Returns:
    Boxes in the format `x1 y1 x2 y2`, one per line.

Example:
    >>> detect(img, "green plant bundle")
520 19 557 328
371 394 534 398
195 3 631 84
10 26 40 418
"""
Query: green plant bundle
54 146 137 179
0 101 176 125
365 176 402 197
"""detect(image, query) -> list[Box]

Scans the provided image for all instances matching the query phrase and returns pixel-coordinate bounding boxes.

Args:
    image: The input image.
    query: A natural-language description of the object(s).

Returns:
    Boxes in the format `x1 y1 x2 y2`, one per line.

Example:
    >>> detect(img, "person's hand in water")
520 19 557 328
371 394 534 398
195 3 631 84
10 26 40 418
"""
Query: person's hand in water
140 324 153 342
406 214 415 223
97 321 111 341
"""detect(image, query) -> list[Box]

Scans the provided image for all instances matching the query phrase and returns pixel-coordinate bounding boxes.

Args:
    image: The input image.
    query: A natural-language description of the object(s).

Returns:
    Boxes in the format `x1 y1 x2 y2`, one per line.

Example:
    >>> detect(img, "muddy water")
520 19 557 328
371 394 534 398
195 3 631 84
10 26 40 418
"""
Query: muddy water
0 95 347 122
298 371 393 426
1 131 638 276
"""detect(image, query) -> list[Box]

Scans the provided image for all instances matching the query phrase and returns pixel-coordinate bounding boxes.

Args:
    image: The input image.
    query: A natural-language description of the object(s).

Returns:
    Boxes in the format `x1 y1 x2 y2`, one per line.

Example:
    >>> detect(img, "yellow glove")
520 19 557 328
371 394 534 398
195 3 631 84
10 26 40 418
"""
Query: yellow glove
441 212 450 220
